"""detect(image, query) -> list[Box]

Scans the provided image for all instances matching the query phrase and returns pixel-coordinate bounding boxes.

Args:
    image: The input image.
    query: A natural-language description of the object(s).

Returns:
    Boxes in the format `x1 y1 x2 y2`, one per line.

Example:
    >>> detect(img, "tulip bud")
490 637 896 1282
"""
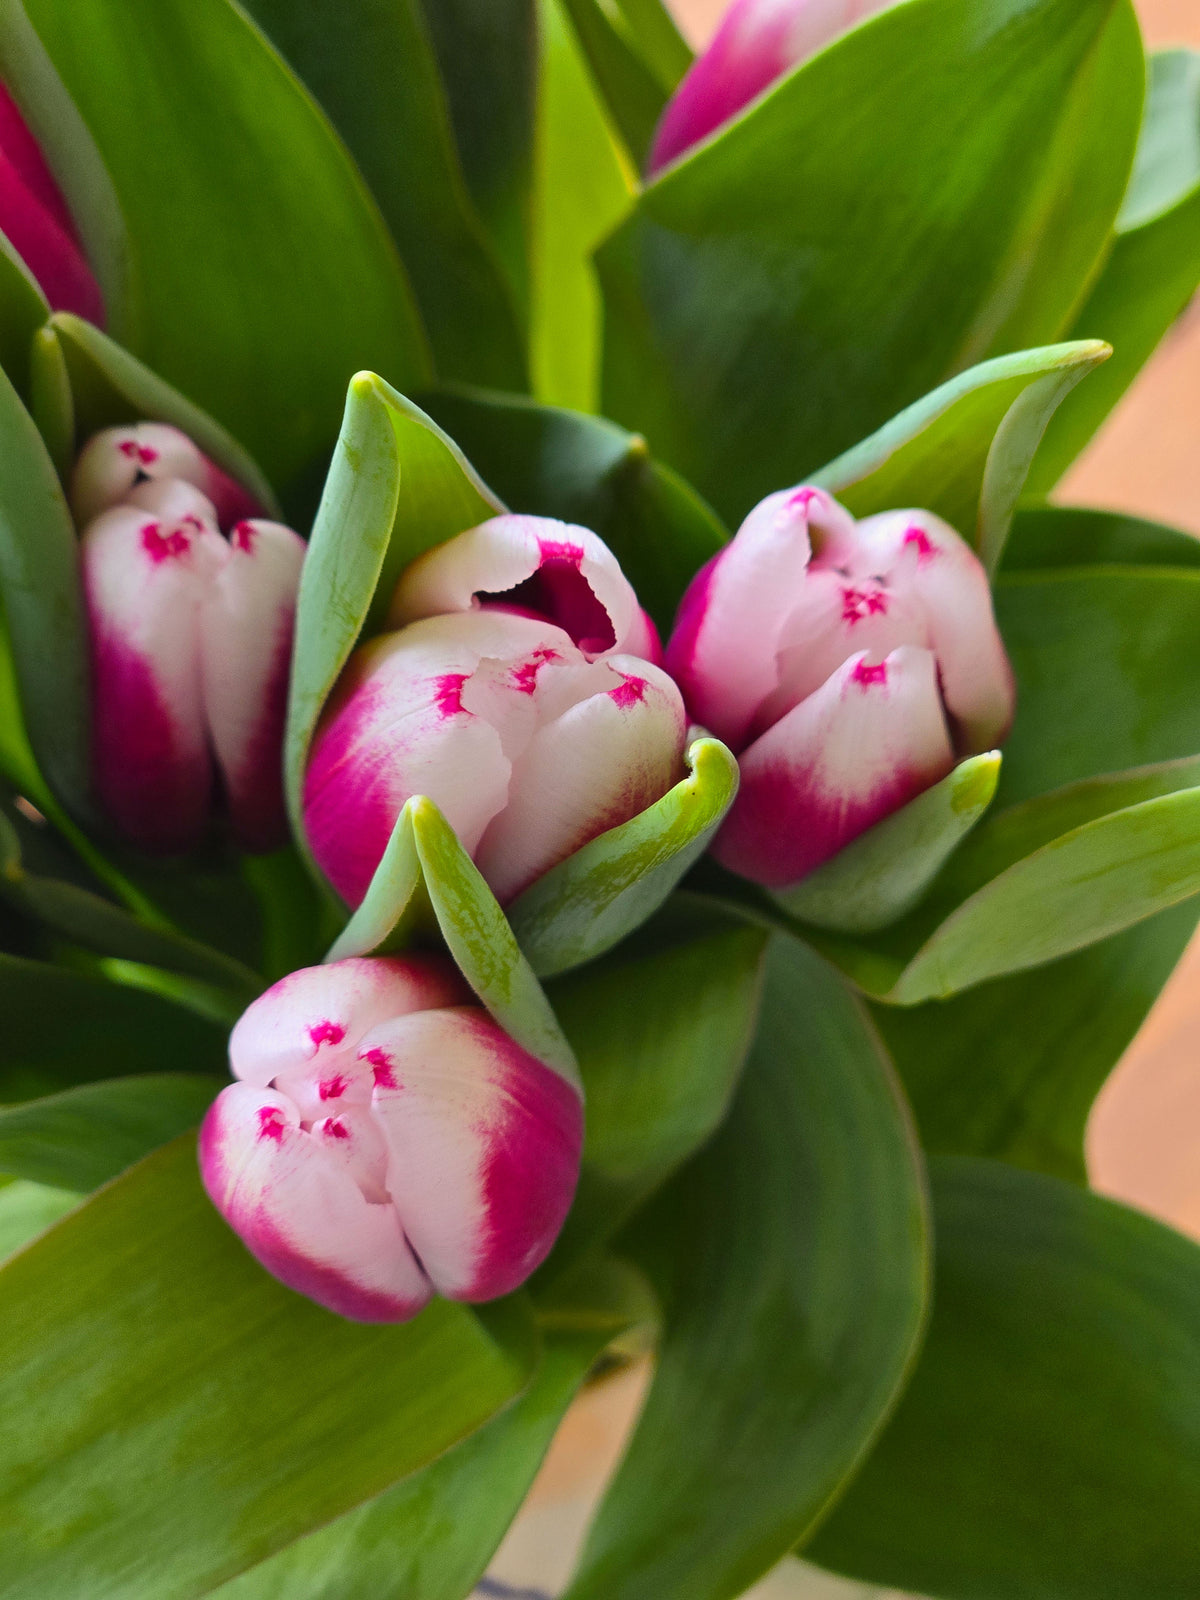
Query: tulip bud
305 520 685 907
199 955 583 1321
666 486 1014 889
82 478 305 854
71 423 263 530
648 0 896 173
0 82 103 322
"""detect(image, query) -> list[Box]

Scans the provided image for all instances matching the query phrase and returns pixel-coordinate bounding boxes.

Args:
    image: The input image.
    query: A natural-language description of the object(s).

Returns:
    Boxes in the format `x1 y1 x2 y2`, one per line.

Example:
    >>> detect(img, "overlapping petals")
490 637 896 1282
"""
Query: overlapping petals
72 423 263 530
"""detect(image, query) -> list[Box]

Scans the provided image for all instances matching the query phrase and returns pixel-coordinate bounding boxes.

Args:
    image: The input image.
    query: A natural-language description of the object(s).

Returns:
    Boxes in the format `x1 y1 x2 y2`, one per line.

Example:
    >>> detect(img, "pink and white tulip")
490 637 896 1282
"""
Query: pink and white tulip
0 81 103 322
199 955 583 1322
305 517 684 907
82 473 305 854
666 487 1014 889
71 423 263 531
648 0 896 174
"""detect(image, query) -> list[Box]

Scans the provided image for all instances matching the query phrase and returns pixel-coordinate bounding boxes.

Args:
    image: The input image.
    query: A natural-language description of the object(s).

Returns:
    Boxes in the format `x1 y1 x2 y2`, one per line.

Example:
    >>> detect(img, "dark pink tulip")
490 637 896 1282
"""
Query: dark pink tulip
666 487 1014 888
199 955 583 1322
82 472 305 853
0 82 103 322
71 423 264 531
305 517 684 907
648 0 895 173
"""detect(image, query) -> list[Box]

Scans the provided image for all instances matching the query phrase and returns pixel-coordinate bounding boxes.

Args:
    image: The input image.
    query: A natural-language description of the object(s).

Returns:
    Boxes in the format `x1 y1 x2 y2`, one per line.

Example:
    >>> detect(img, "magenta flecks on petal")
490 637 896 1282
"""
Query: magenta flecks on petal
70 423 262 530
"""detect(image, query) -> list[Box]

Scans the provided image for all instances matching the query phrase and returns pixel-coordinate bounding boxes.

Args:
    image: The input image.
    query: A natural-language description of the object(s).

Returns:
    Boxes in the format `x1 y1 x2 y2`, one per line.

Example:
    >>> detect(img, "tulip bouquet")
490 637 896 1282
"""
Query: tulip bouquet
0 0 1198 1595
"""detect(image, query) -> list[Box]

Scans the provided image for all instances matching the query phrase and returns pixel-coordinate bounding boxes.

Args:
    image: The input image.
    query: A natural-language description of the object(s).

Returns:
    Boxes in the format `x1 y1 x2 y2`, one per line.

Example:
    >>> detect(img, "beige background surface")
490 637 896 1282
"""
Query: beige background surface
487 2 1200 1590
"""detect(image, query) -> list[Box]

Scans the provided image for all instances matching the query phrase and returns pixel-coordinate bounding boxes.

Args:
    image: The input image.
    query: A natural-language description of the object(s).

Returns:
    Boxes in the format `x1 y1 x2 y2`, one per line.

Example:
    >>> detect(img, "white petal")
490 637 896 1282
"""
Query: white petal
71 423 212 525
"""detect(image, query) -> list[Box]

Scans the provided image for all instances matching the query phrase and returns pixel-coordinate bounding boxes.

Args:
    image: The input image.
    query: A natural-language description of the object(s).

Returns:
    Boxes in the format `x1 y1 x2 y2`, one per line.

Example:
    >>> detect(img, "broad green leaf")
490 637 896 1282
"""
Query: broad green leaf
0 232 47 397
0 952 227 1104
873 899 1199 1184
813 342 1109 572
1032 50 1200 490
284 373 502 844
0 1073 222 1191
780 754 1001 936
599 0 1143 524
532 0 635 411
421 386 728 631
45 315 278 514
1003 503 1200 571
214 1331 611 1600
238 0 526 391
809 1157 1200 1599
544 897 768 1268
563 936 928 1600
0 1177 76 1261
16 0 429 502
327 796 579 1089
509 735 739 977
0 1136 537 1600
558 0 667 166
611 0 692 91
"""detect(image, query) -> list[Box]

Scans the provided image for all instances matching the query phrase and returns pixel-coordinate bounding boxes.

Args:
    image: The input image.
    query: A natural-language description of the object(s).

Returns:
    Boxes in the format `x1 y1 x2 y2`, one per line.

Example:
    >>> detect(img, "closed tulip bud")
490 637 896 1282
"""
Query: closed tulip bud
199 955 583 1322
305 518 684 907
0 82 103 322
71 423 263 530
648 0 896 174
666 486 1014 889
82 483 305 854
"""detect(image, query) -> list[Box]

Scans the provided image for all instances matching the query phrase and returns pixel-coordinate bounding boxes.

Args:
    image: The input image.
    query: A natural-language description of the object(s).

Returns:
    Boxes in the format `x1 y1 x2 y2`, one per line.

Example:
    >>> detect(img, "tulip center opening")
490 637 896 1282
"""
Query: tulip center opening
477 557 616 655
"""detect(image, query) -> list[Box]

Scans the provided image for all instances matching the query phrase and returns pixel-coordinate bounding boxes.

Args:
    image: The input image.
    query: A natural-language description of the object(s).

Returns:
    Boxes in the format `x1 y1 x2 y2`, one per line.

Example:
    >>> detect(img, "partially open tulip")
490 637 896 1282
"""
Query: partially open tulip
199 955 583 1322
666 486 1014 889
82 475 305 853
0 81 103 322
71 423 264 530
648 0 895 173
305 517 685 907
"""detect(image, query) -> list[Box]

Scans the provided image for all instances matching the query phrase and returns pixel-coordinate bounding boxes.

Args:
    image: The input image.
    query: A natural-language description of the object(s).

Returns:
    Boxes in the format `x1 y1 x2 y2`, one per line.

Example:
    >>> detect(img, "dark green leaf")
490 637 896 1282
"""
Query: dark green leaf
810 1157 1200 1600
599 0 1143 524
0 1074 222 1191
611 0 691 91
563 936 928 1600
17 0 429 502
0 234 47 398
1003 503 1200 571
558 0 667 166
0 1135 537 1600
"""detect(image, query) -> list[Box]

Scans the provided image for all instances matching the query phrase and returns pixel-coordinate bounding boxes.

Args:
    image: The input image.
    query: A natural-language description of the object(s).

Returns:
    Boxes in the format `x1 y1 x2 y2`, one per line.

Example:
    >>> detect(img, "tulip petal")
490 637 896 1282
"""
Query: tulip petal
82 503 228 852
70 423 261 528
228 954 469 1088
201 519 306 852
390 514 645 659
715 646 955 887
199 1083 430 1323
474 656 687 903
363 1008 583 1301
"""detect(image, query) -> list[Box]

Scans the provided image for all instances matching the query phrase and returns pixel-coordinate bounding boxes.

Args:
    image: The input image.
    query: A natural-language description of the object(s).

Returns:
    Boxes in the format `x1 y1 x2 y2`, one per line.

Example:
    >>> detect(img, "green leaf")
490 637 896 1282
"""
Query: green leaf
610 0 692 91
0 1135 537 1600
327 796 579 1089
557 0 668 167
238 0 527 392
873 899 1199 1184
1032 50 1200 490
420 386 728 631
563 936 929 1600
16 0 429 503
544 897 768 1268
509 735 739 977
779 754 1001 936
0 1177 77 1261
0 1073 222 1191
599 0 1144 524
813 342 1110 573
212 1330 610 1600
531 0 635 410
0 233 47 398
0 952 227 1104
284 373 502 846
1003 502 1200 571
809 1157 1200 1599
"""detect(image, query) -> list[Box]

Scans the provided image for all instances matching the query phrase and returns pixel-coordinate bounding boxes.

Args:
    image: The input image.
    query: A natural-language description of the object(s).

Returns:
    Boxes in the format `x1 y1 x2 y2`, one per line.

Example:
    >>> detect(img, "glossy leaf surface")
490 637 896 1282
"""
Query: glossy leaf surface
0 1136 537 1600
599 0 1143 524
810 1158 1200 1600
0 1178 77 1262
564 936 928 1600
